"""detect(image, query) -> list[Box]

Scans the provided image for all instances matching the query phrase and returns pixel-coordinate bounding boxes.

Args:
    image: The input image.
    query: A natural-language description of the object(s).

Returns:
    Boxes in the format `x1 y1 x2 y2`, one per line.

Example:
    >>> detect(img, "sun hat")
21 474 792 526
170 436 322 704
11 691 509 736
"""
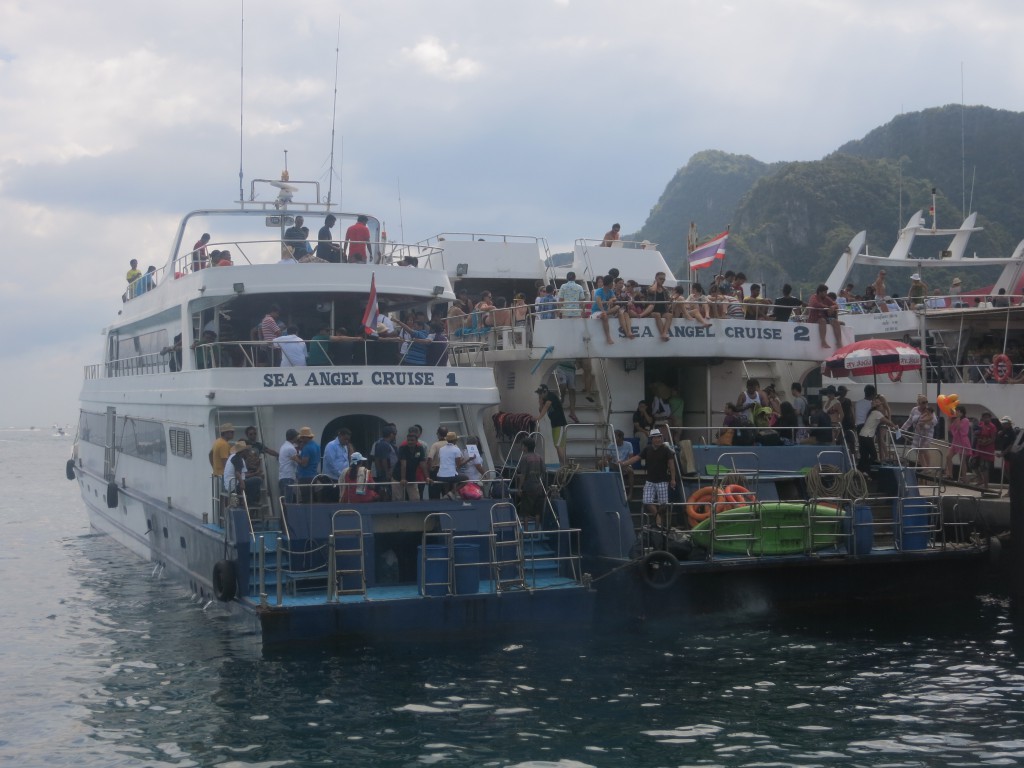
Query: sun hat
1000 416 1013 424
445 431 458 442
297 426 315 439
349 452 366 463
220 423 235 433
649 429 663 438
910 273 922 281
231 440 248 452
952 277 962 286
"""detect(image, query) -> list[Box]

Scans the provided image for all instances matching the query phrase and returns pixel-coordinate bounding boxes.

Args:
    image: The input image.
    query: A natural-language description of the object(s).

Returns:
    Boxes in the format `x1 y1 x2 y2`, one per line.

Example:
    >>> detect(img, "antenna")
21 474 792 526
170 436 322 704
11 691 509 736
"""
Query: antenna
326 17 341 209
238 0 245 203
961 61 966 219
397 177 405 243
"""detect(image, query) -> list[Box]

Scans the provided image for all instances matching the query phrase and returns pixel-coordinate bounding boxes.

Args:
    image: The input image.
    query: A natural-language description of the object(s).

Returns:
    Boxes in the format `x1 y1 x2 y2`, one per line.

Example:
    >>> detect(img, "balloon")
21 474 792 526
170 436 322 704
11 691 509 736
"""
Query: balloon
936 393 959 418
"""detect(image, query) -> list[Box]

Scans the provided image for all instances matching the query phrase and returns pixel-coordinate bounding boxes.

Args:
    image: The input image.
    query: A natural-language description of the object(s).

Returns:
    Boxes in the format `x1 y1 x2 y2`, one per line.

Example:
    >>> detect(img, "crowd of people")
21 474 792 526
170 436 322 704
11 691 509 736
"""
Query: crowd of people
711 379 1017 489
213 422 494 506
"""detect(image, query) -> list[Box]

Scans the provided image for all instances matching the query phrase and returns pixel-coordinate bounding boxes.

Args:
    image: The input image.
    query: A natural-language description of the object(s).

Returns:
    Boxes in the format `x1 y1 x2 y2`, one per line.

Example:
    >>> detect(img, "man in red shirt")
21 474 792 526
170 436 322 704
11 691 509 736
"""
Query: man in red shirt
343 215 372 264
191 233 211 271
808 283 842 348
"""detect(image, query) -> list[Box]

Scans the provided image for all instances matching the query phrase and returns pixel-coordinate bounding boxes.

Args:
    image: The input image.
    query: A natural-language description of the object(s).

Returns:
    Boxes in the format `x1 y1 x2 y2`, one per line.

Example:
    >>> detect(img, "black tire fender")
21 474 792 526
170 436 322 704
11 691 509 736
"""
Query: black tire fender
639 550 680 590
212 560 238 602
65 459 76 481
106 481 119 509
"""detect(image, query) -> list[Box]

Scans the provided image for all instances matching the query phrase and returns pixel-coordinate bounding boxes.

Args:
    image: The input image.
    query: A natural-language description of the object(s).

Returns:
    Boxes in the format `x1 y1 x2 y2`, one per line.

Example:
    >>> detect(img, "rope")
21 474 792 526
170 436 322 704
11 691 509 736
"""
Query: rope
805 463 869 500
551 462 580 491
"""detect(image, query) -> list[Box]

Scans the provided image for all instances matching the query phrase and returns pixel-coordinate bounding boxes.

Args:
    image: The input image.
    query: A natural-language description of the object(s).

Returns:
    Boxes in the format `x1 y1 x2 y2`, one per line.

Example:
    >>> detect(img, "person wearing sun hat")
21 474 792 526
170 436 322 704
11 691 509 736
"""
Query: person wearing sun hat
294 426 321 502
908 272 929 306
436 431 466 496
622 427 676 527
210 423 235 478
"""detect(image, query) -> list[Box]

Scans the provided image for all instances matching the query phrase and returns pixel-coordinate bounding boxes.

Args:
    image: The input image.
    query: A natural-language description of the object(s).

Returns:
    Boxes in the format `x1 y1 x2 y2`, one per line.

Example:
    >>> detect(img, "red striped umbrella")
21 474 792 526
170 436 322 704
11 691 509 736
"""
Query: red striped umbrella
821 339 926 378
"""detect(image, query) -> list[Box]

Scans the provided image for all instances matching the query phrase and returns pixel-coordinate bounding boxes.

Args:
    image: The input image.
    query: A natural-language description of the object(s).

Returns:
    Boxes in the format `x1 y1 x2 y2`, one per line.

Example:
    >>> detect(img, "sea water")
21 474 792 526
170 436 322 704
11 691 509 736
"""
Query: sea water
3 428 1024 767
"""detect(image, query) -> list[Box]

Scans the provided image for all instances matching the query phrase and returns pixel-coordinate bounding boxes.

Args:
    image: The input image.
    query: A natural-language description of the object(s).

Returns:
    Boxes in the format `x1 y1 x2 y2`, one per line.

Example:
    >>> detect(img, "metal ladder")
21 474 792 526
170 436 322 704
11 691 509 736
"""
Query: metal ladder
212 406 276 522
490 502 525 591
438 404 468 440
421 513 456 596
329 509 366 599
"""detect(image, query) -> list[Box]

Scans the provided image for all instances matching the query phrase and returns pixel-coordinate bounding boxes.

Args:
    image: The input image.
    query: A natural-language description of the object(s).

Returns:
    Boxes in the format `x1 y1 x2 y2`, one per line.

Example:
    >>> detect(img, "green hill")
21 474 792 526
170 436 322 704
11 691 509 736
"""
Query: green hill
636 105 1024 295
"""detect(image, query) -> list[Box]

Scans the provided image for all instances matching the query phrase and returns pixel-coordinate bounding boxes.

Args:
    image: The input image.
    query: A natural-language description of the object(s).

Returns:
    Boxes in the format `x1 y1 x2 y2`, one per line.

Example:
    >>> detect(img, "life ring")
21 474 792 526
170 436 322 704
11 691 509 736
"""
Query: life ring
639 550 679 590
888 369 903 382
212 560 237 602
686 485 753 526
65 459 76 481
723 484 752 503
686 487 716 525
992 354 1013 383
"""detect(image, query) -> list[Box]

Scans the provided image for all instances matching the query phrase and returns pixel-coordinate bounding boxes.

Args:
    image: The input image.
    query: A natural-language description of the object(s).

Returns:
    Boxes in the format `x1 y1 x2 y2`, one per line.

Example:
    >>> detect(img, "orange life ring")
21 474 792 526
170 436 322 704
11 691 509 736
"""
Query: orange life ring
724 484 751 501
992 354 1013 384
686 484 755 526
888 369 903 382
686 487 715 525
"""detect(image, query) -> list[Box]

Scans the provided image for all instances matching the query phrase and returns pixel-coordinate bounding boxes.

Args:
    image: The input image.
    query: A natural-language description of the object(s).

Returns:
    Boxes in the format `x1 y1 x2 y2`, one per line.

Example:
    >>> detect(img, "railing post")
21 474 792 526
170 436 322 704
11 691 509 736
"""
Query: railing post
258 535 268 607
327 533 337 603
275 535 283 606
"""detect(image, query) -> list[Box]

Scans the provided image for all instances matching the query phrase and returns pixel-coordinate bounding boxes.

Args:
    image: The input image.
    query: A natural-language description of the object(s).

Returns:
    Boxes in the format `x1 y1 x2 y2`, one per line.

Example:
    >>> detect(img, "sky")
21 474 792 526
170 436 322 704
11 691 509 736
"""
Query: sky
1 0 1022 428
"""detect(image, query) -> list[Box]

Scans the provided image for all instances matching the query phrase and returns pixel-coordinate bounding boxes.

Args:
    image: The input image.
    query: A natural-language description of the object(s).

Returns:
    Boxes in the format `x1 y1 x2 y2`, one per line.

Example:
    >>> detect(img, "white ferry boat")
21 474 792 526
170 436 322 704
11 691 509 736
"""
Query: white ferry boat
825 207 1024 424
70 178 592 645
423 229 999 612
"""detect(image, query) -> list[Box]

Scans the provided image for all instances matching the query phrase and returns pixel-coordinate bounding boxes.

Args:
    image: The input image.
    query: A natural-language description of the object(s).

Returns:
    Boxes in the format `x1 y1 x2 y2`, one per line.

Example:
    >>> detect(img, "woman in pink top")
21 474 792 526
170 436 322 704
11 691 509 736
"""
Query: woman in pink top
944 405 973 481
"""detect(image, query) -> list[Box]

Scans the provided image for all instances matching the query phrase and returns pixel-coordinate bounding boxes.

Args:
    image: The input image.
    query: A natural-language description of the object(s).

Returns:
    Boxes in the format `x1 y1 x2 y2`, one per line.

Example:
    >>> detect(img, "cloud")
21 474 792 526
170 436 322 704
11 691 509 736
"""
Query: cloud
401 37 481 80
1 0 1023 426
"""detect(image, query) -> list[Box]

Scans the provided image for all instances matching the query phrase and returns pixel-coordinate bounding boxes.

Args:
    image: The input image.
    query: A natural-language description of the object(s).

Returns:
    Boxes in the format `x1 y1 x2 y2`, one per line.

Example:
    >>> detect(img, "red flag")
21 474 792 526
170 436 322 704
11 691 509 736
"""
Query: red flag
362 273 378 334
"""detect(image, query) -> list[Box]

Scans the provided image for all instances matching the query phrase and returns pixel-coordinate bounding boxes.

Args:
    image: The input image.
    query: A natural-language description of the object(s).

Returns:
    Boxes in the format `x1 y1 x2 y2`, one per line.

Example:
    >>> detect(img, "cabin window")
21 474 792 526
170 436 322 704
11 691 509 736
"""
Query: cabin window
119 417 167 465
106 329 170 376
78 411 167 465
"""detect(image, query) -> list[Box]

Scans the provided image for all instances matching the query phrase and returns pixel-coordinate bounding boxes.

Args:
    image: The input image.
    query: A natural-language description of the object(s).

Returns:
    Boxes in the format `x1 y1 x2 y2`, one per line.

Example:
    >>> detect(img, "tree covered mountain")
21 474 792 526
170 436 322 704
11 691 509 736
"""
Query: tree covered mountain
635 105 1024 294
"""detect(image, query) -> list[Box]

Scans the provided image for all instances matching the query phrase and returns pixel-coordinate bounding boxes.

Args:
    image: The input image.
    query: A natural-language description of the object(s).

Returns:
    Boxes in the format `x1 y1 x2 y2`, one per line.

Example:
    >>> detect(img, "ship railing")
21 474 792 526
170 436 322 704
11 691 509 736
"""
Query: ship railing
252 507 583 604
86 352 171 379
88 336 466 377
113 238 445 291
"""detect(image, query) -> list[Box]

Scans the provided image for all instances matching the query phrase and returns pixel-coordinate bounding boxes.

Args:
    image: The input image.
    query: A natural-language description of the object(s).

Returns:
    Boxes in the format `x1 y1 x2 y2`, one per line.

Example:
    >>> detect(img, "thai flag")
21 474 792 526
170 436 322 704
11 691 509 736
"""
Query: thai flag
688 230 729 269
362 273 378 334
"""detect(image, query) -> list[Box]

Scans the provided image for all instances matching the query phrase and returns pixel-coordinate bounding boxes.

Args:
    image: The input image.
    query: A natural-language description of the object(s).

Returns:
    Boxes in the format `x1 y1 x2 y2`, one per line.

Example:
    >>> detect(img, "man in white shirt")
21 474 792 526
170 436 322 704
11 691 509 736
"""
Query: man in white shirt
278 428 299 503
322 428 352 502
273 326 308 367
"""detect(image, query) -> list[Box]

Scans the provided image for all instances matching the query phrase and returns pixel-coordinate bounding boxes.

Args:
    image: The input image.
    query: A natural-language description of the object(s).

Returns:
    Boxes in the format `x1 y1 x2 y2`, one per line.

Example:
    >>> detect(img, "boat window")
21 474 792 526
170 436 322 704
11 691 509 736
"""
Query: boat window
119 417 167 465
106 329 170 376
78 411 167 465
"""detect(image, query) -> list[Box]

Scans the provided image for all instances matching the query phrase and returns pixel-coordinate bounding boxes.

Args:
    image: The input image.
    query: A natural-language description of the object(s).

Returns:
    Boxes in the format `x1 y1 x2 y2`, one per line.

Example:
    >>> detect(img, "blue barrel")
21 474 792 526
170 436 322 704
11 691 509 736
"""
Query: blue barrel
898 498 932 551
417 544 450 596
849 505 873 554
453 543 480 595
